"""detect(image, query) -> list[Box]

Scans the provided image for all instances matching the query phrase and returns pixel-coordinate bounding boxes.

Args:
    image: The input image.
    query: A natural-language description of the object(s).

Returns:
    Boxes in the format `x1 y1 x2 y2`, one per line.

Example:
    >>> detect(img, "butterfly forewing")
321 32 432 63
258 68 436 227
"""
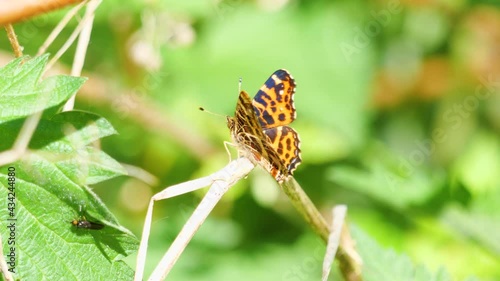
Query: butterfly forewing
252 69 297 129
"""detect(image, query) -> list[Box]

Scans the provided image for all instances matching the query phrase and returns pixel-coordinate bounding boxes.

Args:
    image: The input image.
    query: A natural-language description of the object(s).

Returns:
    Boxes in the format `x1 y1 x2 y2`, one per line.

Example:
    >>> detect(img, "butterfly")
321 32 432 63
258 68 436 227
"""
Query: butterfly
227 69 301 183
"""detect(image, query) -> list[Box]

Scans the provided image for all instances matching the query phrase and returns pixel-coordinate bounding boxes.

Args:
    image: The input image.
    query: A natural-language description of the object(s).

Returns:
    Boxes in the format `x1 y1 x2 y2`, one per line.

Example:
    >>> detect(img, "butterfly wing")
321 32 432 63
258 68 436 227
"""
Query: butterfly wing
230 90 290 182
252 69 297 129
263 126 301 175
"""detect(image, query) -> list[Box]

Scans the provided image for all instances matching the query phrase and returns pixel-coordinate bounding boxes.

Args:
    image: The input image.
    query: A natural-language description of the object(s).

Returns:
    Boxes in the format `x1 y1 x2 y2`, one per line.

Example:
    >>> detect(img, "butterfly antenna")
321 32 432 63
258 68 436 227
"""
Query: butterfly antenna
199 107 226 118
238 77 242 93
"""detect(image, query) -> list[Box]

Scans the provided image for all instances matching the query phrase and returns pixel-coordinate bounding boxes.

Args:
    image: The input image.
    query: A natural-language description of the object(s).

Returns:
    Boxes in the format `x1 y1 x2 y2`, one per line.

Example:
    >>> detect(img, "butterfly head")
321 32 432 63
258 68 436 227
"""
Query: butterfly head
226 116 235 131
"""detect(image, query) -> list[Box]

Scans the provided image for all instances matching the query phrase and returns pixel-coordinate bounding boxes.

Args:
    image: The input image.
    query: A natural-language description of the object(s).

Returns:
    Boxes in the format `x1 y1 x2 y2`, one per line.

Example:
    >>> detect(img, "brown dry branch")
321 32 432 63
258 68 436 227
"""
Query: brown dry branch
0 0 83 26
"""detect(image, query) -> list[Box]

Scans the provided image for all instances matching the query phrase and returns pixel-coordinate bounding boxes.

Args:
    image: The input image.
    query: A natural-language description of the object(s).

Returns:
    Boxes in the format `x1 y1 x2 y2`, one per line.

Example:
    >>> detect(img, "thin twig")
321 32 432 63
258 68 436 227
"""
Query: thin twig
134 157 255 281
281 178 330 239
4 24 23 58
45 0 102 72
280 178 362 281
0 111 43 166
64 0 99 111
121 163 158 186
0 1 91 166
37 1 87 56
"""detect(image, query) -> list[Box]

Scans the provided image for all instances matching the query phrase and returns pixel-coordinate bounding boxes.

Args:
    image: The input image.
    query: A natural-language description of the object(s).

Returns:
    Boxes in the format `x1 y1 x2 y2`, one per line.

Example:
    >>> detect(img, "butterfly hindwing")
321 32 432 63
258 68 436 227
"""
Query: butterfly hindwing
262 126 301 175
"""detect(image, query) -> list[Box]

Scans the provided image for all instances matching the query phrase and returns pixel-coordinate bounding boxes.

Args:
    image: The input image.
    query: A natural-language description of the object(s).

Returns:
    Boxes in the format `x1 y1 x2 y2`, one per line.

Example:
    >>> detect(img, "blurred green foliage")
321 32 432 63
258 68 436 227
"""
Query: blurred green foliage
1 0 500 280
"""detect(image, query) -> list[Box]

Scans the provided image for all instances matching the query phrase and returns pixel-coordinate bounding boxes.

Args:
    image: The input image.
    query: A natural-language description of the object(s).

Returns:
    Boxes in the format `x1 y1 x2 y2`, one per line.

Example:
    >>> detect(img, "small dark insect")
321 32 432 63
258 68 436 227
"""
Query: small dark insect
71 216 104 230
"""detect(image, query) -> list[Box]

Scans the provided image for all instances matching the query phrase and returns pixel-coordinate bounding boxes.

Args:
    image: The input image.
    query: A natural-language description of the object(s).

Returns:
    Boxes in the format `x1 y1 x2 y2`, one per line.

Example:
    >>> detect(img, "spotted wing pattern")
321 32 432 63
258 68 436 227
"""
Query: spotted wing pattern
227 69 301 183
252 69 297 128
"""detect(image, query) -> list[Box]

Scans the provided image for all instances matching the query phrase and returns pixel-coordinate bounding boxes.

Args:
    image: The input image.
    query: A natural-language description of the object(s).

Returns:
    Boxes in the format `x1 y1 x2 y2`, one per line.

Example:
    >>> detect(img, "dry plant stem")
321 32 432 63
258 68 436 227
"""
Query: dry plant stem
0 237 14 281
45 0 102 72
281 178 329 238
64 0 99 111
0 111 42 166
5 25 23 58
280 178 362 281
37 1 87 56
338 226 363 281
322 205 347 281
121 163 158 186
134 157 255 281
134 157 361 281
0 0 83 25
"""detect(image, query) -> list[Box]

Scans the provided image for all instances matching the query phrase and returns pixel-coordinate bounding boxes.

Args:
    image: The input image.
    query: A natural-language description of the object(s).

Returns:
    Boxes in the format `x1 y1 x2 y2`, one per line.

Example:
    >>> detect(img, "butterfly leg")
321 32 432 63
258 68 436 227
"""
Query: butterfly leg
223 141 238 162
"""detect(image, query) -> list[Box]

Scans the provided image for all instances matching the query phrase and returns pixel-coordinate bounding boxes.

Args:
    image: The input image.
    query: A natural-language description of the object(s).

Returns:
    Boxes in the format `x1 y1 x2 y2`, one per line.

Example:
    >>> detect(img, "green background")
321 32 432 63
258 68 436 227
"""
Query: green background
1 0 499 280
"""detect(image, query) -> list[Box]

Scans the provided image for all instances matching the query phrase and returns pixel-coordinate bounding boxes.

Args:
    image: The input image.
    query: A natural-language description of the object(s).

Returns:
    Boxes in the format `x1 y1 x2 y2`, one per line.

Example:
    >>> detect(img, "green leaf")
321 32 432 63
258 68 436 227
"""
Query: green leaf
0 55 86 124
452 132 500 195
351 225 472 281
327 143 445 209
1 111 127 184
0 110 136 280
442 205 500 256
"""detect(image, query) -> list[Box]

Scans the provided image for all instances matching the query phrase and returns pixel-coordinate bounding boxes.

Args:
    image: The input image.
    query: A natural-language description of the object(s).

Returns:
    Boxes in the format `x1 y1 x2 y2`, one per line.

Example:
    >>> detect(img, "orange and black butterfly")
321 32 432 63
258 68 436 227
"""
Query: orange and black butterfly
227 69 301 183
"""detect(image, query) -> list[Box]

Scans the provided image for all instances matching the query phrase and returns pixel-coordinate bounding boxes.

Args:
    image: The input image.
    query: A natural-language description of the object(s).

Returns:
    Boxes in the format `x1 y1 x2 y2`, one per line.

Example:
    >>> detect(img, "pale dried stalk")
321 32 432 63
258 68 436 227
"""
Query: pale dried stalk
45 0 101 72
134 157 255 281
0 1 97 166
63 0 100 111
322 205 347 281
37 1 87 56
0 112 42 166
135 158 363 281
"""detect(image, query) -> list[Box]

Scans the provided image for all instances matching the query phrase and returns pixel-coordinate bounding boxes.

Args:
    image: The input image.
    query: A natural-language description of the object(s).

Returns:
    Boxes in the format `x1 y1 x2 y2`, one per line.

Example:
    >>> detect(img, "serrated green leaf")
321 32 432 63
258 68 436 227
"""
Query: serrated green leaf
0 157 137 280
351 225 471 281
0 111 126 184
0 55 86 124
0 110 135 280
